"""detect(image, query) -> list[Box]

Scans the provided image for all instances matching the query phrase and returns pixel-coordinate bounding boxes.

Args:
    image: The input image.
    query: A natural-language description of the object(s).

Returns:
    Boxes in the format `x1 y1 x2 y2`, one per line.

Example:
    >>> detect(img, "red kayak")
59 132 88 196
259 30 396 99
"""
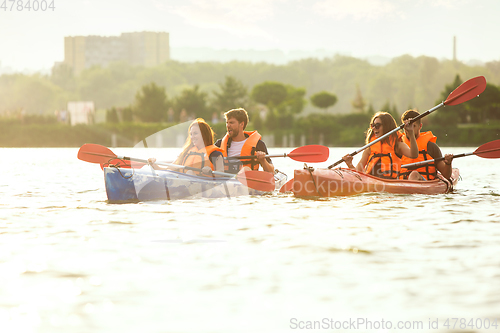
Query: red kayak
292 167 459 197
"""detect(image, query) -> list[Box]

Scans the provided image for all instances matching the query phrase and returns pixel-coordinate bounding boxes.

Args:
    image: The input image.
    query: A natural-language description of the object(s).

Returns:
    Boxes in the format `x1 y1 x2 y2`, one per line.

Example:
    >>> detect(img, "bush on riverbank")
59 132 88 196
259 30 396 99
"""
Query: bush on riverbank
1 117 499 148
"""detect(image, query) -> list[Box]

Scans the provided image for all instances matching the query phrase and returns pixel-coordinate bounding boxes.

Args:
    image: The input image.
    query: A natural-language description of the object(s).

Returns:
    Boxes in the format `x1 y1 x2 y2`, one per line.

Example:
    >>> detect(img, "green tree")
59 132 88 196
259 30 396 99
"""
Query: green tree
432 74 464 125
122 106 134 122
366 103 375 115
281 85 307 115
265 109 278 131
212 76 248 112
50 63 75 91
251 81 287 106
106 107 119 123
380 100 399 120
486 61 500 85
251 81 306 130
466 83 500 123
174 85 211 121
310 91 338 112
134 82 170 122
351 84 366 113
0 74 66 114
392 104 399 118
251 109 263 130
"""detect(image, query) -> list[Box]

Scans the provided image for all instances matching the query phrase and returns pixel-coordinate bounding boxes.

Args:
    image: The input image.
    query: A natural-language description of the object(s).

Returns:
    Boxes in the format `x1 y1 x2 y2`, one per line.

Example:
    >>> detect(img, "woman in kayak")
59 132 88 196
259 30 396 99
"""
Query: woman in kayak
342 112 418 179
148 118 224 176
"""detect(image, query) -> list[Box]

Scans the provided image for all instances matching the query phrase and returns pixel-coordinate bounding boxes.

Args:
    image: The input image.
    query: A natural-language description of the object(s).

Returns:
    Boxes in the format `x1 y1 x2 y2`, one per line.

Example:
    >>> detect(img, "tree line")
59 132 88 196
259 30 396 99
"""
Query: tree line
1 55 499 148
2 55 500 118
115 72 500 129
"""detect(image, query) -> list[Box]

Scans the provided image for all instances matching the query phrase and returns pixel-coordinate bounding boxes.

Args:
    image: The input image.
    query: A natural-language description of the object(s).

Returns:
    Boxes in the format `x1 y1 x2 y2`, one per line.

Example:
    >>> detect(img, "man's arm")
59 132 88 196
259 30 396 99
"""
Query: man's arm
255 141 274 173
428 142 452 179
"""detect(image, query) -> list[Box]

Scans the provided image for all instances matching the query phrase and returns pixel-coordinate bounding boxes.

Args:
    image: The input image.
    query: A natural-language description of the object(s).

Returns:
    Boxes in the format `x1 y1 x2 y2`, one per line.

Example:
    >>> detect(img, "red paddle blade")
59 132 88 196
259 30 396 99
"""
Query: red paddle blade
78 143 116 164
474 139 500 158
236 170 275 192
279 178 294 193
287 145 329 163
445 76 486 106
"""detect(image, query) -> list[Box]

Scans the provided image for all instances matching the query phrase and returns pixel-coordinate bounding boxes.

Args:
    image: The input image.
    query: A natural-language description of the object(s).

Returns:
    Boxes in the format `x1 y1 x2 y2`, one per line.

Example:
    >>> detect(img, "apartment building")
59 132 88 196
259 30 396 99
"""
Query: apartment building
64 31 170 75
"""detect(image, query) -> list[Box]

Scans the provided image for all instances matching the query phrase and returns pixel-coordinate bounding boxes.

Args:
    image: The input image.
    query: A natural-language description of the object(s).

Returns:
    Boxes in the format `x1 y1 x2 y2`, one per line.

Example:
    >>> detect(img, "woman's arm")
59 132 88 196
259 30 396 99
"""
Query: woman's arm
147 157 164 170
342 154 355 169
356 148 371 172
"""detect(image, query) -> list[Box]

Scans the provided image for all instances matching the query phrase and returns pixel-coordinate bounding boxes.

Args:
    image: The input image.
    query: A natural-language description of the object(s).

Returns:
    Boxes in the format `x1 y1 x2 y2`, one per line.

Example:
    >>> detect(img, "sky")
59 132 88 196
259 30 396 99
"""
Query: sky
0 0 499 72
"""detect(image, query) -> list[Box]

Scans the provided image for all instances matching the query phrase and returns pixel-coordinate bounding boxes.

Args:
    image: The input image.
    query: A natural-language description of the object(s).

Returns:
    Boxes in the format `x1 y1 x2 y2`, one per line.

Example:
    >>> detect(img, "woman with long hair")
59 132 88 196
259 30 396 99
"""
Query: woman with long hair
343 112 418 179
148 118 224 176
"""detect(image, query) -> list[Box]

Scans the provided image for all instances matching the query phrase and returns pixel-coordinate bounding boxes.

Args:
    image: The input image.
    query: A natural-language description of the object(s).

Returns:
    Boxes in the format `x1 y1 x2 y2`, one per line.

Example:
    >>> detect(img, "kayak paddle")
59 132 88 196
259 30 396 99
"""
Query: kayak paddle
401 139 500 169
225 145 329 163
77 143 146 169
235 169 276 192
77 143 276 192
327 76 487 169
279 178 295 193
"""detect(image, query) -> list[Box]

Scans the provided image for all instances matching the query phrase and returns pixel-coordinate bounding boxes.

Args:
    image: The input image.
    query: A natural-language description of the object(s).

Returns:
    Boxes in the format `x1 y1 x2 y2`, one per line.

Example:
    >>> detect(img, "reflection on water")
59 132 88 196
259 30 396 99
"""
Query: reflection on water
0 147 499 332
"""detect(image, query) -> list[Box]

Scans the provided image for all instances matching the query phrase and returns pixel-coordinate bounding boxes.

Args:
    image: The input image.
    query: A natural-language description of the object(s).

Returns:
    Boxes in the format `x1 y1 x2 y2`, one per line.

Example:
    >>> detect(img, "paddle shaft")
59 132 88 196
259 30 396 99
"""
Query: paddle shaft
143 157 275 188
147 157 275 188
87 151 234 178
401 147 500 169
124 156 235 178
327 103 443 169
226 152 318 160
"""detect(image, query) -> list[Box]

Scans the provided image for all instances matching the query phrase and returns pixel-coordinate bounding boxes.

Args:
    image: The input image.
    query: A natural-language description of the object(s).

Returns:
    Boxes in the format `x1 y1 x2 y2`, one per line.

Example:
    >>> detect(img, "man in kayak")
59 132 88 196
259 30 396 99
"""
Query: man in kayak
399 109 454 180
215 108 274 174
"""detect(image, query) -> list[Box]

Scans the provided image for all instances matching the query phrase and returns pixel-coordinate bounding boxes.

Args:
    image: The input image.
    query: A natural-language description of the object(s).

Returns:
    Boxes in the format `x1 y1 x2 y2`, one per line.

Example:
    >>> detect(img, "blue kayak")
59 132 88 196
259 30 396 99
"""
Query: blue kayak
104 167 287 202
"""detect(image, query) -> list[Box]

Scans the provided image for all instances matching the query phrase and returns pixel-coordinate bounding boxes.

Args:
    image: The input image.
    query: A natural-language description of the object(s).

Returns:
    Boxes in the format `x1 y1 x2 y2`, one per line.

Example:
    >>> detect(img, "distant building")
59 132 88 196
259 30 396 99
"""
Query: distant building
64 31 170 75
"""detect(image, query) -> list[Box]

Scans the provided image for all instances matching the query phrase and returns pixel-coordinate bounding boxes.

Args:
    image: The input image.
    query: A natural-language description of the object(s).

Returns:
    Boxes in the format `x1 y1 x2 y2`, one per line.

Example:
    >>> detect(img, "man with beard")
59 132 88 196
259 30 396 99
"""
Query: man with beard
215 108 274 174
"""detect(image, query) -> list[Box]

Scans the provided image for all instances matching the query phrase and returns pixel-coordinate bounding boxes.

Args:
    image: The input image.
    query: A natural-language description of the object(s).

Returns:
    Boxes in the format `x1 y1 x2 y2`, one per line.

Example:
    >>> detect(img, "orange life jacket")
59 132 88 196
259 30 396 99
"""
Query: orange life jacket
399 131 438 180
220 131 262 171
179 144 223 176
365 133 402 179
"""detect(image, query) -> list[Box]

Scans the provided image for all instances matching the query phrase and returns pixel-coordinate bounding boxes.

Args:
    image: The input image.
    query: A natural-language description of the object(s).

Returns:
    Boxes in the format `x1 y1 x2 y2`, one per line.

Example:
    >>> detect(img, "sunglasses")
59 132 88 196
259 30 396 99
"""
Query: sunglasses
370 123 382 130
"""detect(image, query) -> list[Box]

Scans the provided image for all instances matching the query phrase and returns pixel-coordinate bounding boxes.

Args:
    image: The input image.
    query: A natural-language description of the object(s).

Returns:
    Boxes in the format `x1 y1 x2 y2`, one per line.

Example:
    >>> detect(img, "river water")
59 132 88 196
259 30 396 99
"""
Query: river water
1 147 500 333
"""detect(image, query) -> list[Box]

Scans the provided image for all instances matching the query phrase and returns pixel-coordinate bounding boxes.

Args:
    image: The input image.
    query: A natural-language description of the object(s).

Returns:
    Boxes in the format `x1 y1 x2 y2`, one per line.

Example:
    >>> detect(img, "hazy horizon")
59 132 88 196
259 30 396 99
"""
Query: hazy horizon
0 47 417 74
1 0 499 72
